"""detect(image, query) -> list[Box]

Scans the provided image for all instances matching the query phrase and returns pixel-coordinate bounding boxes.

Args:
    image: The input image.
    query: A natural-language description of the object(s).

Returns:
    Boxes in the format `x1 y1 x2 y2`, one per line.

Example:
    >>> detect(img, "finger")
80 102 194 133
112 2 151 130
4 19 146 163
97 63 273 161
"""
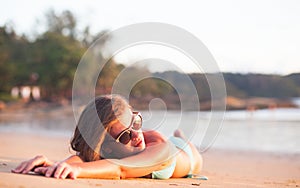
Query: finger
12 162 28 173
22 155 48 174
34 167 47 175
22 159 44 174
54 163 67 178
59 167 71 179
45 163 58 177
12 155 49 174
68 171 77 180
68 172 75 180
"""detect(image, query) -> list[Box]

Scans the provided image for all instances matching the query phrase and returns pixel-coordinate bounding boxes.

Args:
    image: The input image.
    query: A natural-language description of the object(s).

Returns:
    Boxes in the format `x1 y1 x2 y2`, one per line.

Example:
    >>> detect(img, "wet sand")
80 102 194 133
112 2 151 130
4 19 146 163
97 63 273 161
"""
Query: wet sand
0 131 299 188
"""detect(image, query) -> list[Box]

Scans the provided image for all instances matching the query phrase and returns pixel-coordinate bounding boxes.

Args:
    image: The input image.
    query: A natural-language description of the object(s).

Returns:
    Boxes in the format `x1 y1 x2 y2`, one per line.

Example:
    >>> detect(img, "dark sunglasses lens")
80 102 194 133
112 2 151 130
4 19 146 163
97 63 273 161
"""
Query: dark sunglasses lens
119 131 131 144
132 115 142 130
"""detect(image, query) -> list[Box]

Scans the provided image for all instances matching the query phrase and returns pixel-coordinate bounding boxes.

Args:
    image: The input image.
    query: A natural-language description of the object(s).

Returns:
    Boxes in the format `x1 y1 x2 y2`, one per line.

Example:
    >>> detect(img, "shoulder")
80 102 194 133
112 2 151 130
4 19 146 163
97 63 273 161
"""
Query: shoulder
143 130 167 146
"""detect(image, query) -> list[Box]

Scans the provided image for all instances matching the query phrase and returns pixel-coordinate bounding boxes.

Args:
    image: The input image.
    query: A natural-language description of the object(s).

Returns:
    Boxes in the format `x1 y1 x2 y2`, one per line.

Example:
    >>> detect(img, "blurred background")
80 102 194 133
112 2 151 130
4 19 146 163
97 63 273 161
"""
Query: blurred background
0 0 299 153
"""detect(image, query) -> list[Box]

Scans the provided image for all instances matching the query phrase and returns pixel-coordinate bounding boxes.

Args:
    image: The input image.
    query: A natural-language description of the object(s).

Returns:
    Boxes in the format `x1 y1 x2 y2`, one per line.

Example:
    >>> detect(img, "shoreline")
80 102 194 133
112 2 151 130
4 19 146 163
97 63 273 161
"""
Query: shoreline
0 132 299 187
0 98 298 114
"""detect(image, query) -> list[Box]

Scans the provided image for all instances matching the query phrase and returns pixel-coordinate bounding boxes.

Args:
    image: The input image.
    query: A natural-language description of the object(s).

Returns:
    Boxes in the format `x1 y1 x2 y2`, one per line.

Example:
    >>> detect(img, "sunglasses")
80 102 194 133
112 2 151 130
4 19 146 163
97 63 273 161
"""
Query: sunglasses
115 112 142 145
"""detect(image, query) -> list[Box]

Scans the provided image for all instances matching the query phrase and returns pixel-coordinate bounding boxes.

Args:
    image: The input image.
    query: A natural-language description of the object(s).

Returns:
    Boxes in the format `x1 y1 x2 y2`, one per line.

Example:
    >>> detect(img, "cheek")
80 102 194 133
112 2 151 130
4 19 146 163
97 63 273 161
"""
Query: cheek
138 132 145 140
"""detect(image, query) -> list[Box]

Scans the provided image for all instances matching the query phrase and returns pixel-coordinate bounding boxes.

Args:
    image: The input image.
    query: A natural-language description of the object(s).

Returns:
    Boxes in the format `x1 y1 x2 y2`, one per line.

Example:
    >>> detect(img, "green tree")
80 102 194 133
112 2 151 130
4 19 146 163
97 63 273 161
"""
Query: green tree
45 9 77 39
0 25 30 92
32 31 84 100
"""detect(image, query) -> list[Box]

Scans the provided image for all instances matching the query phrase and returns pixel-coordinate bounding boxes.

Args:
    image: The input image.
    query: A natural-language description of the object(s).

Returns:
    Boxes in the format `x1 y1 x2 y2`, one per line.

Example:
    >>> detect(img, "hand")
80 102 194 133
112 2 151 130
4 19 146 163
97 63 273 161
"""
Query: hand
12 155 53 174
34 162 80 179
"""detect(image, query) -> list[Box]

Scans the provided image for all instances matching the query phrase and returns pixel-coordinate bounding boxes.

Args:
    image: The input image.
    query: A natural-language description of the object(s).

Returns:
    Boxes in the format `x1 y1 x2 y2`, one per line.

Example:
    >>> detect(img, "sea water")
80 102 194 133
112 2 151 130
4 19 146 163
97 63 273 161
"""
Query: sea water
0 108 299 154
141 108 300 154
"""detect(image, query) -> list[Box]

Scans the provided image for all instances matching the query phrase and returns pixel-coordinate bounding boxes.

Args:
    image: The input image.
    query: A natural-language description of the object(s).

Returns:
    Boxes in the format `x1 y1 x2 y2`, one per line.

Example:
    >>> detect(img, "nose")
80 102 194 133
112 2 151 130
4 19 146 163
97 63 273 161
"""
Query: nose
130 130 140 141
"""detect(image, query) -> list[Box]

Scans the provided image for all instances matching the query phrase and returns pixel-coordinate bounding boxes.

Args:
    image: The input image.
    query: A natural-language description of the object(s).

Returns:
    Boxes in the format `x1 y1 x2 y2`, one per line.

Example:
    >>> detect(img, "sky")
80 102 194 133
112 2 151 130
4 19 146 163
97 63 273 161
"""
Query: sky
1 0 300 75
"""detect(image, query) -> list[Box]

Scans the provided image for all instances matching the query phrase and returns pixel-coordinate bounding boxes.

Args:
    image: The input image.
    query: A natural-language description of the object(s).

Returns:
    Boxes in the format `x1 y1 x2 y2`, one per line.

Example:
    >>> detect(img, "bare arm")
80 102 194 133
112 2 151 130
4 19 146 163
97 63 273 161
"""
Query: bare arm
71 130 172 179
17 130 174 179
34 139 174 179
74 140 174 179
63 155 84 164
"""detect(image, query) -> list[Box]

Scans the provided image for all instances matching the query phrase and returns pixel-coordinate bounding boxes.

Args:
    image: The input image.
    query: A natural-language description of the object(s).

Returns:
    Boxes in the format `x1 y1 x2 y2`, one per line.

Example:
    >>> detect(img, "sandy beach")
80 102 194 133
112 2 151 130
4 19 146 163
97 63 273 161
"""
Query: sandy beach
0 131 299 188
0 104 298 187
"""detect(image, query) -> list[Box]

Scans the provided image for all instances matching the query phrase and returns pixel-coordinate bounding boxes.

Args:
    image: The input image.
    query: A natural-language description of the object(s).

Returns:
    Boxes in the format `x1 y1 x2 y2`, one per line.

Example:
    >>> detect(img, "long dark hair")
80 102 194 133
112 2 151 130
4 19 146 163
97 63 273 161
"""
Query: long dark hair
70 95 128 161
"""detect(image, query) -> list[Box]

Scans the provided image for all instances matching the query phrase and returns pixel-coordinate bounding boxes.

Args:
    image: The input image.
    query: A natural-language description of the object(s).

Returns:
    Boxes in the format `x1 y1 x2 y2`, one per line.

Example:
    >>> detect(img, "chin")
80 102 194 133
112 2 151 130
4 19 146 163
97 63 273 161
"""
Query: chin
133 146 146 154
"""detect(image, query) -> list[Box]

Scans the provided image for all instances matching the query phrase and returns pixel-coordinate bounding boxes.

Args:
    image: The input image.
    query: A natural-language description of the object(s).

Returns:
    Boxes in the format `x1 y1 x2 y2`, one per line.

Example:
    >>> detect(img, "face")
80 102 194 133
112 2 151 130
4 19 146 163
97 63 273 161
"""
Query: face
102 111 146 159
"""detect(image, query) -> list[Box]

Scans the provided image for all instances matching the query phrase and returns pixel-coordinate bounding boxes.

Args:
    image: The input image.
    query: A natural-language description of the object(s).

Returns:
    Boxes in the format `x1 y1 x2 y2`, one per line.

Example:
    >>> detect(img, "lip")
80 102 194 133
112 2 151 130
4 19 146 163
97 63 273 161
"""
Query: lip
135 140 143 147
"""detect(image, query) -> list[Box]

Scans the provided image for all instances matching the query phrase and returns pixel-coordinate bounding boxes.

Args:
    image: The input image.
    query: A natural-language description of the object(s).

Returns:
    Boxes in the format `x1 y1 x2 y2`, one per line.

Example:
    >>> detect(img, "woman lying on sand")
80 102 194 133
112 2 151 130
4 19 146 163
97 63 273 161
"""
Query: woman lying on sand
12 95 202 179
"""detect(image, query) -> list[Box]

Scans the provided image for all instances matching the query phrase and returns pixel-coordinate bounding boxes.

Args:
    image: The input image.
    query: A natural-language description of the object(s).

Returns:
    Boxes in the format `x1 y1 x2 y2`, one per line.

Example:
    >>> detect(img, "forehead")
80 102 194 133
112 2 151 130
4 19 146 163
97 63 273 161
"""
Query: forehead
116 105 133 127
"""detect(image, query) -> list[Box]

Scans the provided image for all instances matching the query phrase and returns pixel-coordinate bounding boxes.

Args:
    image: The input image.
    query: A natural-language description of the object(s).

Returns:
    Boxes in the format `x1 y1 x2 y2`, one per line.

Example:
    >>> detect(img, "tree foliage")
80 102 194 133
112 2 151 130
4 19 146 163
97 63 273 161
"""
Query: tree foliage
0 9 299 104
0 9 110 101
